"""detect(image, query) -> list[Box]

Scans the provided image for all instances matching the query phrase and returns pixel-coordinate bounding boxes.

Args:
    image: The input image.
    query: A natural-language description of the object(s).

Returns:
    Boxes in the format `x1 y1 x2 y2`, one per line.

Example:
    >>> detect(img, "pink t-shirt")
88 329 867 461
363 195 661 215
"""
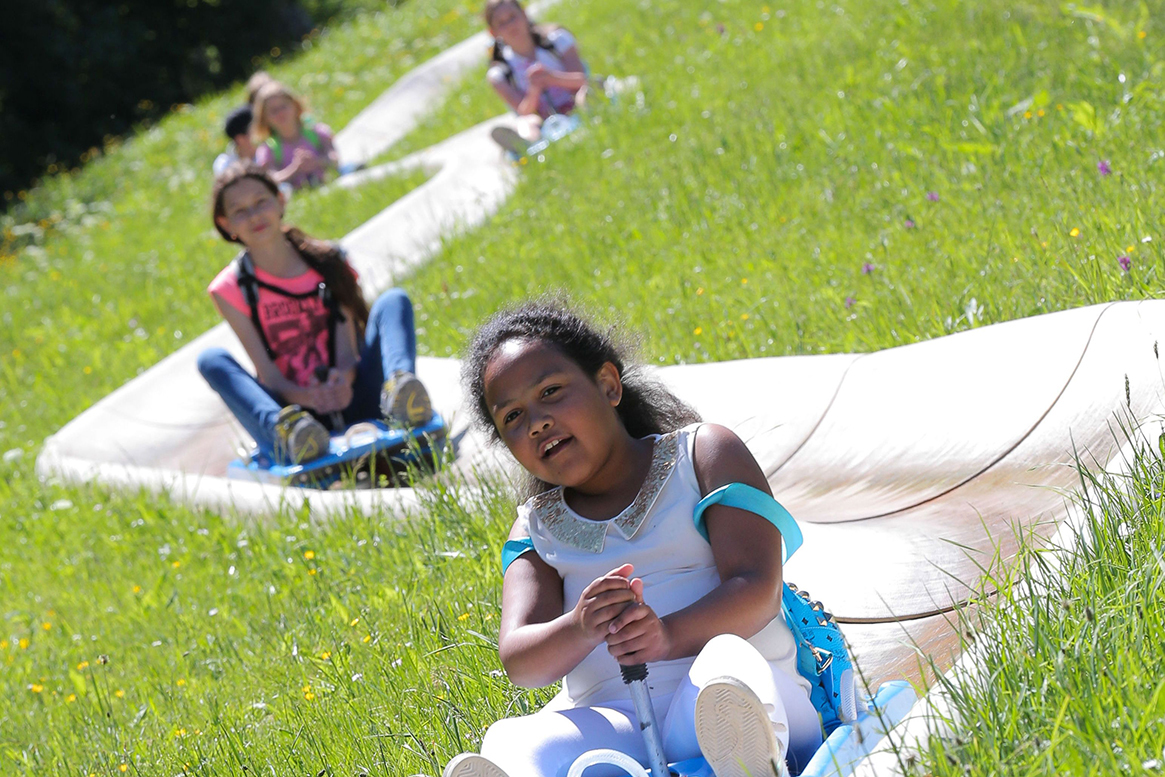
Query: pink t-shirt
254 122 334 189
208 255 357 388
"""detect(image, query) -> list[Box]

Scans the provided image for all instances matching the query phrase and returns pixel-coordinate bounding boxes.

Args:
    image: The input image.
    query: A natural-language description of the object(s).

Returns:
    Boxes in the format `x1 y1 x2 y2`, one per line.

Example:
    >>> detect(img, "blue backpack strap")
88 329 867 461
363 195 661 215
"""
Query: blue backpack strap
693 483 803 563
501 537 535 575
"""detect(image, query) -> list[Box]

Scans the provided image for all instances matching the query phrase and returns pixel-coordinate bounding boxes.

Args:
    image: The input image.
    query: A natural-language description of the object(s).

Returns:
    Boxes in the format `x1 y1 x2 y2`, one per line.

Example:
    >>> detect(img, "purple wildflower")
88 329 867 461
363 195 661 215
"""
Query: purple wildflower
1119 255 1131 272
861 262 876 274
716 23 726 35
904 219 915 229
844 296 856 309
926 191 940 202
1098 160 1112 176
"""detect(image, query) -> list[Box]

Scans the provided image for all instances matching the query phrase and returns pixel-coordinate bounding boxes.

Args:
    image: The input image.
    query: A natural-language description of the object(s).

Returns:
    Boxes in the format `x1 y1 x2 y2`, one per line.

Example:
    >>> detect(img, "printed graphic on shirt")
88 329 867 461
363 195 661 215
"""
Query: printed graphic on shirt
259 292 330 387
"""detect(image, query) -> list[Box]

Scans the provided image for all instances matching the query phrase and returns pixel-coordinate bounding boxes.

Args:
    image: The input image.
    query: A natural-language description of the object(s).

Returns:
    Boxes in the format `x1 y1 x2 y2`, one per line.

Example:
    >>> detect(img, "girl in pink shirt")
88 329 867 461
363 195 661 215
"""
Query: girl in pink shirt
199 164 432 464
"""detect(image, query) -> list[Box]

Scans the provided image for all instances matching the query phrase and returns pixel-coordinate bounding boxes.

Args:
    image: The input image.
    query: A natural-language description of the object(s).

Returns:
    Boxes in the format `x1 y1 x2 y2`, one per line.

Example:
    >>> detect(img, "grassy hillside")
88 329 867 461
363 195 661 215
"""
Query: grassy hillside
2 0 1164 774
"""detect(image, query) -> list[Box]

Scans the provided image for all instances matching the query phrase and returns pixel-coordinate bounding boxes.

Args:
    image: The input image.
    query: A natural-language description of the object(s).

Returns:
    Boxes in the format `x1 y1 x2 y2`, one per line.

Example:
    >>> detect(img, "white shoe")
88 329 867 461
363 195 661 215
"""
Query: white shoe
443 754 510 777
695 677 790 777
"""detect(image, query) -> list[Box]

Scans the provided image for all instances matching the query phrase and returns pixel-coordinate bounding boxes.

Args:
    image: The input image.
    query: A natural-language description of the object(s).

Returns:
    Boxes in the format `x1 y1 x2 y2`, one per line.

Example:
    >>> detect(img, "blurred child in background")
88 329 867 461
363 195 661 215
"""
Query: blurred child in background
252 81 339 190
213 105 257 177
247 71 274 108
484 0 589 155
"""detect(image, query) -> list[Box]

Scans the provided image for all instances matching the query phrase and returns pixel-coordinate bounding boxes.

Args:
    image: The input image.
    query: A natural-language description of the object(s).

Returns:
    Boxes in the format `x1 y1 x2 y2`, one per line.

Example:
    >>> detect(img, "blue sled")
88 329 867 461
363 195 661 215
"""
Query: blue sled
665 681 917 777
226 415 448 489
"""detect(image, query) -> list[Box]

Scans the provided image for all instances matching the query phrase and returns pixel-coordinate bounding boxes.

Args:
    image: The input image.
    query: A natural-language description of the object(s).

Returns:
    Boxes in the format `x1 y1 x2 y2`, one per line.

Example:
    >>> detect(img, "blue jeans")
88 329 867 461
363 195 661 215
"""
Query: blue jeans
198 288 418 459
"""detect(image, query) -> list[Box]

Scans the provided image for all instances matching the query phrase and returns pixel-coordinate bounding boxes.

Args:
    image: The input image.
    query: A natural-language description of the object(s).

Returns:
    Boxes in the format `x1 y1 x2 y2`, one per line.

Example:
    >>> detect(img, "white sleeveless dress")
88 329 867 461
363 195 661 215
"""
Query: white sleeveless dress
517 423 809 709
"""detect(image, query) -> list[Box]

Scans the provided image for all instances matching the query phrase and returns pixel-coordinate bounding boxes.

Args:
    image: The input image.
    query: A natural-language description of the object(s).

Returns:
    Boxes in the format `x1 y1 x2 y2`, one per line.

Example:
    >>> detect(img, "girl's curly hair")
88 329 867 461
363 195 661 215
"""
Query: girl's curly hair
462 298 701 496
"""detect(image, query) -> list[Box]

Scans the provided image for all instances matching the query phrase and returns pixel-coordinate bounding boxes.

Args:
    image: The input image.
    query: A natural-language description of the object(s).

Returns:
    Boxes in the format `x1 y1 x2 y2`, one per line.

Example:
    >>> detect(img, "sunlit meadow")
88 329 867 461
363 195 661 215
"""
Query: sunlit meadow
2 0 1165 773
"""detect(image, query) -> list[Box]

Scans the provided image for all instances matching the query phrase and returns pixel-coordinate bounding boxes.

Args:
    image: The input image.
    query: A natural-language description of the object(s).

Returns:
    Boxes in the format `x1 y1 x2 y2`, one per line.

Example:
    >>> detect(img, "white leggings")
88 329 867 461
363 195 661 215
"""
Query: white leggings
480 635 822 777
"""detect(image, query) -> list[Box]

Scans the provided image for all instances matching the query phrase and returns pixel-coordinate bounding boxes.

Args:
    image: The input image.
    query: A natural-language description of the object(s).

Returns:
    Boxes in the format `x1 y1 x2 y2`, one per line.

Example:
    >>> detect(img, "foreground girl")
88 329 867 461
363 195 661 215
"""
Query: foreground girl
484 0 589 155
198 164 431 464
445 302 822 777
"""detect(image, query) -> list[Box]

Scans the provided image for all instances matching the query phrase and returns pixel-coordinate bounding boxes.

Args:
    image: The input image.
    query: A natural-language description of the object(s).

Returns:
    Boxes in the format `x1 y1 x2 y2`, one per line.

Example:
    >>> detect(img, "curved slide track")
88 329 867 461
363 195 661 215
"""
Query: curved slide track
36 19 1165 697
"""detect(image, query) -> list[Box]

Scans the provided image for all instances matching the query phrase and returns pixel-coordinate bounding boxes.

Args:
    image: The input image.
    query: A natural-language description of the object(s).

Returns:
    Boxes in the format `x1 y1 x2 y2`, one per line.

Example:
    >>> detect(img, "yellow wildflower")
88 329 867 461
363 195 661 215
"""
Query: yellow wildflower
115 689 125 698
132 585 142 594
349 618 360 627
1023 111 1032 119
304 691 315 700
1069 227 1080 237
696 287 705 296
77 661 89 670
1127 245 1136 253
18 638 29 650
120 765 128 773
67 694 77 703
303 550 315 560
363 634 372 643
83 366 92 375
308 569 317 576
1037 109 1045 117
320 651 331 661
740 314 749 321
42 622 52 631
741 278 748 284
755 22 764 31
693 327 703 336
458 612 471 621
171 561 180 569
176 679 186 687
1139 30 1147 39
30 684 44 693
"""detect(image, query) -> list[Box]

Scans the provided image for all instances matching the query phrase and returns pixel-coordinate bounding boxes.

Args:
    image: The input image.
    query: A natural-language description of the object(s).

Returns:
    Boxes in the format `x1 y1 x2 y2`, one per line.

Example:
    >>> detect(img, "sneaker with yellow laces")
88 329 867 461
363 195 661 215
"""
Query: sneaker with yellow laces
379 370 433 427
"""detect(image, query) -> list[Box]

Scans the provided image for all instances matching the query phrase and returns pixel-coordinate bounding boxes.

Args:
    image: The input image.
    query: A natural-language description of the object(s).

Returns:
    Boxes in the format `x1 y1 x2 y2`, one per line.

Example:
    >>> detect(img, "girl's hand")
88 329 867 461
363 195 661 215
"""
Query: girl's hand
605 593 673 665
296 382 348 414
526 63 549 91
571 564 638 644
324 368 354 409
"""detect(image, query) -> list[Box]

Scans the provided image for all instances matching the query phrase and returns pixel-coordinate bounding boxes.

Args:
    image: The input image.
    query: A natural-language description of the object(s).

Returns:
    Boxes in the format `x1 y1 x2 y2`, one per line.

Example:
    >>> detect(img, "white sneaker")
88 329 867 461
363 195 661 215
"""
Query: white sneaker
443 754 510 777
695 677 790 777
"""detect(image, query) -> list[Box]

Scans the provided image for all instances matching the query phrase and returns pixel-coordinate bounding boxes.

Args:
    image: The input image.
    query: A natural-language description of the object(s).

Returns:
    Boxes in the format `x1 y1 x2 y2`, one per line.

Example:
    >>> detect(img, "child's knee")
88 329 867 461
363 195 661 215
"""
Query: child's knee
196 347 232 379
370 287 412 318
479 716 523 762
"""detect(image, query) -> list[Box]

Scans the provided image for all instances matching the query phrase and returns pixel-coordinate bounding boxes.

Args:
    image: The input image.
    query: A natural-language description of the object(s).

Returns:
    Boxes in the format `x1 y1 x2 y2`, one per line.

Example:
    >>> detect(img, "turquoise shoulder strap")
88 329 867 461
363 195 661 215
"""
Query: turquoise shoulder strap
501 537 535 576
693 483 803 563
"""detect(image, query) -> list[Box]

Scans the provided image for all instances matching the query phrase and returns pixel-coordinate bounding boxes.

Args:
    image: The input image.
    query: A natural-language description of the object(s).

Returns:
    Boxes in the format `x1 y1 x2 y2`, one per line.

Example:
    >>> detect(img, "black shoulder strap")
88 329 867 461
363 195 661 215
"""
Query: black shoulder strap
235 253 277 362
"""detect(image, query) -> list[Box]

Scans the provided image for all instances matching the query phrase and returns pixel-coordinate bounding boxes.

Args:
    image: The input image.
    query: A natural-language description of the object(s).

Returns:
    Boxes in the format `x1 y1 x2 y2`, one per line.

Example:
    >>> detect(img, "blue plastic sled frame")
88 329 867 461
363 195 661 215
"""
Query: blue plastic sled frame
227 415 448 489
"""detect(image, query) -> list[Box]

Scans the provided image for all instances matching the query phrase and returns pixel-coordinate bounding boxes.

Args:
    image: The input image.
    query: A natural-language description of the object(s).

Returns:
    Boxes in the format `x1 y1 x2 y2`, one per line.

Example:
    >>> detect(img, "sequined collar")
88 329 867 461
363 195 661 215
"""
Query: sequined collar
527 431 681 553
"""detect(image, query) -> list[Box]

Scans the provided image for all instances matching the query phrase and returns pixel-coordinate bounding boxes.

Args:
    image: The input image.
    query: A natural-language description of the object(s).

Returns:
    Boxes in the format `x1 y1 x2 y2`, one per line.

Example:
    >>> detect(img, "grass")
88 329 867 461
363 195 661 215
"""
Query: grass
919 426 1165 775
403 0 1164 362
2 0 1165 773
